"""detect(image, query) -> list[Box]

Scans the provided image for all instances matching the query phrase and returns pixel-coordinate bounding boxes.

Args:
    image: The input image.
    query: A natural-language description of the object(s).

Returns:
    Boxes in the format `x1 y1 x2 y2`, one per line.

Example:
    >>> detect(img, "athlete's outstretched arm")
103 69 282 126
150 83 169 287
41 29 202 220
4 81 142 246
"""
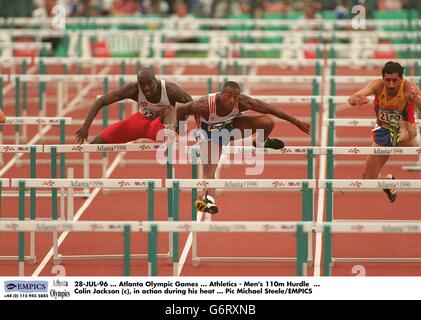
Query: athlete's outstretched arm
75 82 138 144
238 94 310 134
348 80 380 106
176 96 208 122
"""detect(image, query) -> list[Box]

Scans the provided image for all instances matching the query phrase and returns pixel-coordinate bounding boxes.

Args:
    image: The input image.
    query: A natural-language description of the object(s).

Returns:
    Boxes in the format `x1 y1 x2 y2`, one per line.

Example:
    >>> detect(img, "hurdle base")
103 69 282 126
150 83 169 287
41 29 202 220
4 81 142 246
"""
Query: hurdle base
55 252 171 262
194 256 297 265
402 165 421 172
0 256 36 264
333 257 421 263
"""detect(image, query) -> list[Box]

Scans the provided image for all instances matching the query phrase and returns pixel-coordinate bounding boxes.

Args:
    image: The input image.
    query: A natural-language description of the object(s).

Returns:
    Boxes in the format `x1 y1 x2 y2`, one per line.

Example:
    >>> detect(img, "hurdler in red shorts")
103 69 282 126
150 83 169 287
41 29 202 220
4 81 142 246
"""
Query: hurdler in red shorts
75 68 192 144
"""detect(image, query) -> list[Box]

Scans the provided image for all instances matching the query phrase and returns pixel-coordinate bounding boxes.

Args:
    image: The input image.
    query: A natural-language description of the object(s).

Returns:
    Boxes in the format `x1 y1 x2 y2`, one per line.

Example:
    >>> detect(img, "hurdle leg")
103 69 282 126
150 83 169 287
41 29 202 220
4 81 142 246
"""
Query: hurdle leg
14 132 20 166
60 188 66 221
148 225 158 276
172 182 180 276
18 182 25 276
83 152 90 197
51 175 61 264
0 130 3 166
57 80 64 115
21 110 28 143
191 152 201 267
67 168 74 220
29 147 37 264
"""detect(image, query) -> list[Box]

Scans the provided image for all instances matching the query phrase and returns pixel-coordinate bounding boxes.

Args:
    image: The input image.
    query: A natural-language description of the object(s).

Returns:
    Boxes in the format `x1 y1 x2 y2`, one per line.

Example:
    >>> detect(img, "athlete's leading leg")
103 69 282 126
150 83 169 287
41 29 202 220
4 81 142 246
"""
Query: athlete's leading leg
232 115 284 149
92 113 149 144
195 141 221 214
363 151 396 202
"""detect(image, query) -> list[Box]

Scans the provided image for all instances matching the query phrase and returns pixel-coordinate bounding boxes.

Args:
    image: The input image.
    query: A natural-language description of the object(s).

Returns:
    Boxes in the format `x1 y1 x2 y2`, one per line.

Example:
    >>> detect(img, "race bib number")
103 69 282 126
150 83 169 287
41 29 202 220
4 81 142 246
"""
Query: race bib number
378 109 402 124
141 108 158 119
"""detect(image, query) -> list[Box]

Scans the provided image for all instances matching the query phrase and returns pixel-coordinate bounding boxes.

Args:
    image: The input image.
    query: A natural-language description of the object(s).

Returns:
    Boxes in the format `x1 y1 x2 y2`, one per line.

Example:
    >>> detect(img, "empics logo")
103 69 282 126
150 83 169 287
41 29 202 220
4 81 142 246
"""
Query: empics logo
6 283 17 290
4 281 48 293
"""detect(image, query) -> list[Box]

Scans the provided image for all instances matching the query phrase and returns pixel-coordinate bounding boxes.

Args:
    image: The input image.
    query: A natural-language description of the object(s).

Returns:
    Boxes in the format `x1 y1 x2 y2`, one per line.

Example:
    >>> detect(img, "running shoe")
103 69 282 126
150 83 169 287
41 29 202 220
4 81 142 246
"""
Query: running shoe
383 174 397 203
195 192 219 214
253 137 285 150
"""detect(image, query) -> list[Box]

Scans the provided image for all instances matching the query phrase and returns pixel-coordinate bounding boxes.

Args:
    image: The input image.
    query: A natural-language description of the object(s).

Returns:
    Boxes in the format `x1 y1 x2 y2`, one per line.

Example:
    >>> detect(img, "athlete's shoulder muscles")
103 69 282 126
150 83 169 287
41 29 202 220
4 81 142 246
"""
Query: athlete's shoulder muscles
166 82 193 105
177 96 207 120
238 94 257 111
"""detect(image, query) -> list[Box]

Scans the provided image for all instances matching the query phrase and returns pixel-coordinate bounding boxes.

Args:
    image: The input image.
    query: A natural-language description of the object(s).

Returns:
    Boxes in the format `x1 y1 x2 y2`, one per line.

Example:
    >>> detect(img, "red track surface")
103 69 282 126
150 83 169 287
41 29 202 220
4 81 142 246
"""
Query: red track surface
1 63 420 276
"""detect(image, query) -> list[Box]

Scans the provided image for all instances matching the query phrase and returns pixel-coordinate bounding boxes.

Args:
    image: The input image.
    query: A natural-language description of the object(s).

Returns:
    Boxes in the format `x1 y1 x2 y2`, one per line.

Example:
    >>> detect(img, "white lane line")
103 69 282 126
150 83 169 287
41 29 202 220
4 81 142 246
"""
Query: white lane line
32 152 125 276
313 61 330 276
177 211 203 276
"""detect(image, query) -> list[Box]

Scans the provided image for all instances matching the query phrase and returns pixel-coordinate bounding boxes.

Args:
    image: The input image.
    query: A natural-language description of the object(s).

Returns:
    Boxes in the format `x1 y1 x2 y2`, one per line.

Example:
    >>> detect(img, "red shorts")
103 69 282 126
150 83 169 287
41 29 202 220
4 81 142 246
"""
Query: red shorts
100 112 164 143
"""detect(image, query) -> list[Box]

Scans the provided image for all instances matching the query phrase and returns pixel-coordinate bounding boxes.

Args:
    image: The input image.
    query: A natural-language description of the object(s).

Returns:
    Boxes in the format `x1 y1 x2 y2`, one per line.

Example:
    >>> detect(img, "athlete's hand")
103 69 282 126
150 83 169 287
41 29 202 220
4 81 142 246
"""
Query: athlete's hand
296 120 311 134
75 125 89 144
350 96 369 106
0 109 6 123
408 85 420 102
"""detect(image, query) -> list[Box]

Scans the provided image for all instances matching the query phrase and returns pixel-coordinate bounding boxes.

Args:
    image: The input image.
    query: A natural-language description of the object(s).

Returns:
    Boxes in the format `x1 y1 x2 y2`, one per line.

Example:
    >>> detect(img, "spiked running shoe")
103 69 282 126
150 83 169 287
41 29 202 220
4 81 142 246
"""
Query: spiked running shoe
195 192 219 214
253 137 285 150
383 174 397 203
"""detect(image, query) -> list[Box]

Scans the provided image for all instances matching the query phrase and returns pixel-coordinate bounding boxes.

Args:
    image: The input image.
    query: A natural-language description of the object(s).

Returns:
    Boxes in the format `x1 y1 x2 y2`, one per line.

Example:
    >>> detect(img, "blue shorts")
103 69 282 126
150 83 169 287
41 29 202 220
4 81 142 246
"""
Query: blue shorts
372 126 393 146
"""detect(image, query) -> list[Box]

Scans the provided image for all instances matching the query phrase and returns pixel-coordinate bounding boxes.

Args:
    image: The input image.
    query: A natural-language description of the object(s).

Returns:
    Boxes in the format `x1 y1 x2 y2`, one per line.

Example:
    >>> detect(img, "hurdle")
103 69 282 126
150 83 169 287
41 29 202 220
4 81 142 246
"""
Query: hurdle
2 219 420 276
143 221 312 276
0 178 10 226
327 76 421 96
2 57 323 78
220 146 319 179
319 179 421 270
0 117 71 165
43 142 170 200
166 178 315 276
0 219 141 276
0 16 415 29
10 178 161 266
0 145 42 264
323 118 421 171
328 59 421 76
322 145 421 179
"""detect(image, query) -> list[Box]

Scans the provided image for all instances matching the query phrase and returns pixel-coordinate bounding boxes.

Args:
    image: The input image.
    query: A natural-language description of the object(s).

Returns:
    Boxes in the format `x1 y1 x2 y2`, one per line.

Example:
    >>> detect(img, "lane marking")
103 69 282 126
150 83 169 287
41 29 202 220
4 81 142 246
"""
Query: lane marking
314 60 330 276
177 211 203 276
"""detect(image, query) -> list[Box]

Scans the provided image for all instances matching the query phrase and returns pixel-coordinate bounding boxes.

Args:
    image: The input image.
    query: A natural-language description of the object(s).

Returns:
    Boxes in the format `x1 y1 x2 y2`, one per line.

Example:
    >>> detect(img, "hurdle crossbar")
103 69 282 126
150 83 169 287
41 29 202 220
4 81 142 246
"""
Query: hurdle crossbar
1 56 322 68
0 117 72 125
0 220 140 276
8 74 321 83
326 114 420 129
